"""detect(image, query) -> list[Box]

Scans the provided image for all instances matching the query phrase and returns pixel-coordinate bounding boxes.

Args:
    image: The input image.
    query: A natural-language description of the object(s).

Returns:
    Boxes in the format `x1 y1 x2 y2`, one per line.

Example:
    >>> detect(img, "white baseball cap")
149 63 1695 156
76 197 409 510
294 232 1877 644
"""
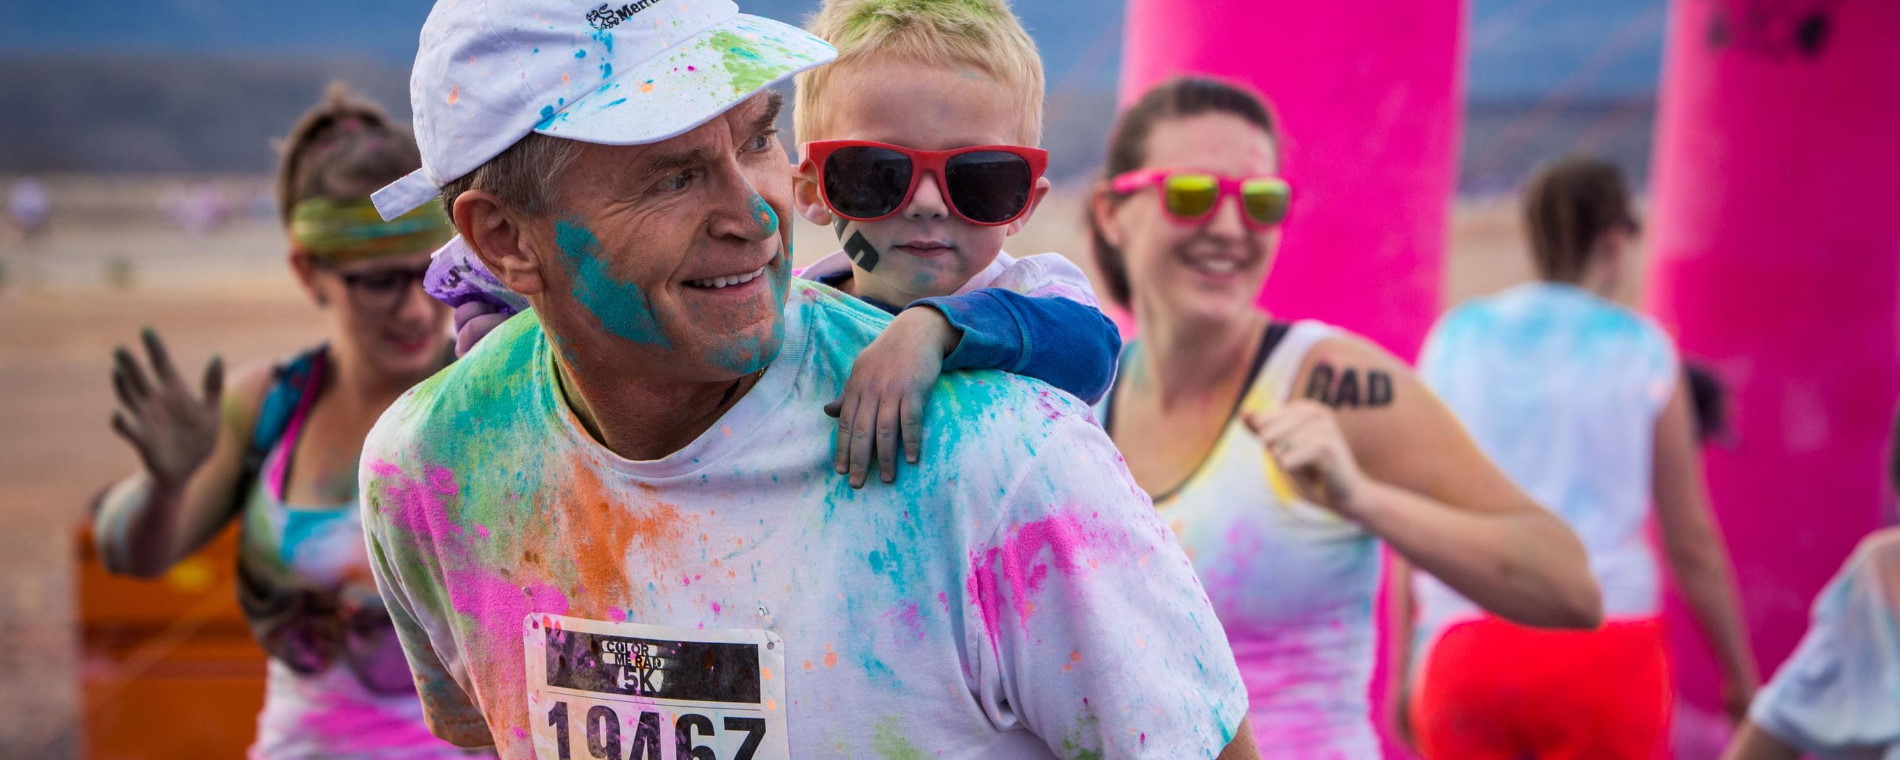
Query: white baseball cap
373 0 837 220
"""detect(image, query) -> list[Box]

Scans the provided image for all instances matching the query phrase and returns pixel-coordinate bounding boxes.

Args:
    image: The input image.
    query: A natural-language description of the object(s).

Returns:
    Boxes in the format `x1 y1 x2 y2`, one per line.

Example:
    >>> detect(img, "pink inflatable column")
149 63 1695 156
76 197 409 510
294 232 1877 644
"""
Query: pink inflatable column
1645 0 1900 748
1119 0 1463 360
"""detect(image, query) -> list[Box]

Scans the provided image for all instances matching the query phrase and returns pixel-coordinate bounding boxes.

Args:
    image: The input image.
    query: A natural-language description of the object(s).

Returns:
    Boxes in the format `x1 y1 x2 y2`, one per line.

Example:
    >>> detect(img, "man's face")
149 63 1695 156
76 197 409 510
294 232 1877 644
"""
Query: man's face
534 93 793 381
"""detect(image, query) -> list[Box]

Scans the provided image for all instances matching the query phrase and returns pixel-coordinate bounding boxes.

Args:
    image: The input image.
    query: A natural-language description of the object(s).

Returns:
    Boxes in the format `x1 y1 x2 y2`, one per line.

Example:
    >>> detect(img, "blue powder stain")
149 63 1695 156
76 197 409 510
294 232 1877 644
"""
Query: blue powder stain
532 48 540 54
867 551 884 574
604 98 627 108
537 105 558 128
600 62 613 79
747 193 780 236
593 29 615 54
575 49 587 58
729 46 763 61
554 217 670 348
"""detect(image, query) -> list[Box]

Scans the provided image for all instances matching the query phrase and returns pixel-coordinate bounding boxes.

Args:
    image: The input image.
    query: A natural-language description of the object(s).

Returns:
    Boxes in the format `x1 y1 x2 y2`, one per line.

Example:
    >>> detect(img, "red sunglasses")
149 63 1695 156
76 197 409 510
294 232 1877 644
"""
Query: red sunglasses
1110 169 1292 230
802 140 1049 226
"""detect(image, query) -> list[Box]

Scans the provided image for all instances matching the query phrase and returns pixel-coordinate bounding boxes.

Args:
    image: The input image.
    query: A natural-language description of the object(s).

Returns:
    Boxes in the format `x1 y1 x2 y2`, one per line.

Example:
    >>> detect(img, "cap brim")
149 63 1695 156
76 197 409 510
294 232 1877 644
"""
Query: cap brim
534 14 834 146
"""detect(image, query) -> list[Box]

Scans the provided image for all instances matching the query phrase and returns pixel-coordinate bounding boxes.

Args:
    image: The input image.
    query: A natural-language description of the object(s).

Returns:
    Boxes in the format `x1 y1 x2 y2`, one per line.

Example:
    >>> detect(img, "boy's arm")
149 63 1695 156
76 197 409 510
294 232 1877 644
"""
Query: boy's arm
913 288 1122 403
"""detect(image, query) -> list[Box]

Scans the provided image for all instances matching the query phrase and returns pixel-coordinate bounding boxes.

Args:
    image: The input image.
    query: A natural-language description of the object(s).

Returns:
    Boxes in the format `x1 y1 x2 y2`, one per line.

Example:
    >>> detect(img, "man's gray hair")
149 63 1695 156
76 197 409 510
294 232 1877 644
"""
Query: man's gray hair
439 133 584 221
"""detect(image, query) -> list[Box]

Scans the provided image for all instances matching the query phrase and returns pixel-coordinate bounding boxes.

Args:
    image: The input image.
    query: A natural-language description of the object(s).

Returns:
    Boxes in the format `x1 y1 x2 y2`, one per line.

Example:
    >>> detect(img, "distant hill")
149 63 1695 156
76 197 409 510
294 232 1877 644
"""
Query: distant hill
0 56 411 174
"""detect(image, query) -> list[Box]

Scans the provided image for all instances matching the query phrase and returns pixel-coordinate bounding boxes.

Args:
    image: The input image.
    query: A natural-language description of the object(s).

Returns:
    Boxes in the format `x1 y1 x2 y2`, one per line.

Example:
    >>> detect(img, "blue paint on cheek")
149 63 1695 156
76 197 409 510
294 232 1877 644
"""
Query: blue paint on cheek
748 193 780 236
554 217 670 348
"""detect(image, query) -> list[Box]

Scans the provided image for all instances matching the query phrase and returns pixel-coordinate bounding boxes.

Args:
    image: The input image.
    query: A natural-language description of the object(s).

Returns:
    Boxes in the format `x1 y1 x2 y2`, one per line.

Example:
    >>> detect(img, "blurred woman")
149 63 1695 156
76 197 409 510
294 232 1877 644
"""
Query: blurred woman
1404 157 1758 758
1087 76 1601 757
91 86 474 759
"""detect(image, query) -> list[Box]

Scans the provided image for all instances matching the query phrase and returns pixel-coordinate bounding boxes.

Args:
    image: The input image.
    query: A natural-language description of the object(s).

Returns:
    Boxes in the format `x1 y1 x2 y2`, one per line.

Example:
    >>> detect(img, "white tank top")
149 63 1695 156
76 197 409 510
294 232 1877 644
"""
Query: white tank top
238 400 479 759
1109 321 1384 757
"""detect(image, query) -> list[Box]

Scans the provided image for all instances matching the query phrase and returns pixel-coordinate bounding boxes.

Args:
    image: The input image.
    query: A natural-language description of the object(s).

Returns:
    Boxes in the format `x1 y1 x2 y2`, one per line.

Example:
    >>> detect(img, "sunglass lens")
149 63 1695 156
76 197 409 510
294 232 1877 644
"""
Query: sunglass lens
823 146 912 220
1163 174 1220 220
1240 178 1290 226
944 151 1034 224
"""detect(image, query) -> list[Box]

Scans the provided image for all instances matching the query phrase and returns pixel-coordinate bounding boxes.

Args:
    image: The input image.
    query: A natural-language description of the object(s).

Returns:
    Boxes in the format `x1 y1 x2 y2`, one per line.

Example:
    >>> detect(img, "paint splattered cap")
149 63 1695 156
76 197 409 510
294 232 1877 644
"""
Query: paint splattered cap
373 0 837 220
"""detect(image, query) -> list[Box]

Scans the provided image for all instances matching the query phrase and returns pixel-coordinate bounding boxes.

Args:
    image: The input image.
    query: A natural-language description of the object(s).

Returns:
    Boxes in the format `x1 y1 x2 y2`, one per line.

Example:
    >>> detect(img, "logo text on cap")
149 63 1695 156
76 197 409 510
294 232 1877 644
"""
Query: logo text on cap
586 0 664 31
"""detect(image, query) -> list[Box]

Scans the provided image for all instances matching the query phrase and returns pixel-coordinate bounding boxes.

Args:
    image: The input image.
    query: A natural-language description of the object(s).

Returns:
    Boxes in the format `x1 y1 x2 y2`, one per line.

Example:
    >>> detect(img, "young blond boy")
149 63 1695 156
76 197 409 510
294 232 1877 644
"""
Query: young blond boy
792 0 1120 486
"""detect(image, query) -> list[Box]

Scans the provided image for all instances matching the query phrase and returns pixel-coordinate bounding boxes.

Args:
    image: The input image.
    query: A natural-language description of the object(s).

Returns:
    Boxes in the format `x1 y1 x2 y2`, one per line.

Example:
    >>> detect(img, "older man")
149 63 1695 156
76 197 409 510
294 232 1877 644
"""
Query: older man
361 1 1256 758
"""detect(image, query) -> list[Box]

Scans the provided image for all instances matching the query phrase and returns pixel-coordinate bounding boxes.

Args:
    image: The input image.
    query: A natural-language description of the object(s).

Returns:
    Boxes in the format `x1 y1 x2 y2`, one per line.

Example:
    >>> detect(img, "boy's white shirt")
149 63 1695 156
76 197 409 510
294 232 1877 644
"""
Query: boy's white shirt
797 250 1102 307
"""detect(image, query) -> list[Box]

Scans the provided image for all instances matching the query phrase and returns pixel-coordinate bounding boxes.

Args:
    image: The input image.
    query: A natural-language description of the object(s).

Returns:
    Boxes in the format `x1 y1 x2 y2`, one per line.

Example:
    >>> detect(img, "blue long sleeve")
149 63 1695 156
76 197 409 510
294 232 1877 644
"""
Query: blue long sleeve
913 288 1122 404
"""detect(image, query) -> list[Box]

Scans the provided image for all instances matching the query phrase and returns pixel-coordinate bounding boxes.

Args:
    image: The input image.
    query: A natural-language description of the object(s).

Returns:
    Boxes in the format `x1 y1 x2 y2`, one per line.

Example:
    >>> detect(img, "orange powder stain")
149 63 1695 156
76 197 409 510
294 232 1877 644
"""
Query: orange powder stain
1070 650 1082 662
761 666 774 681
546 462 698 602
640 82 655 94
446 85 461 105
822 643 839 669
766 698 777 711
561 72 571 86
802 660 814 671
1062 662 1074 673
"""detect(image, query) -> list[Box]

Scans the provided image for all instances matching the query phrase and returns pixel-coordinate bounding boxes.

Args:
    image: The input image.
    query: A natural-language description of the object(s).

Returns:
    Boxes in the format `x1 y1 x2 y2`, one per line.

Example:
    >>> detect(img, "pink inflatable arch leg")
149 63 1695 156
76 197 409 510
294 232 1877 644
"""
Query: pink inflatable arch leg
1645 0 1900 751
1119 0 1462 361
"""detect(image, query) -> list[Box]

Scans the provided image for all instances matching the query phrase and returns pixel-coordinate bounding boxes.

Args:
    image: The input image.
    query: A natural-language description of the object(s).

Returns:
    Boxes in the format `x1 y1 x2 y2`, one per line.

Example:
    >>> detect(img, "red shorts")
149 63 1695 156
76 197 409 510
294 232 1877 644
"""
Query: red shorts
1410 616 1672 760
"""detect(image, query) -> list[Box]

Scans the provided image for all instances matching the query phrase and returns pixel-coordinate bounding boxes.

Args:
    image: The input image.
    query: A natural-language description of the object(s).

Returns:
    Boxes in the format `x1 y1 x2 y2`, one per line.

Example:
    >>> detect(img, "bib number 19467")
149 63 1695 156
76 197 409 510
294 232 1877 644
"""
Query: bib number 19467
526 615 788 760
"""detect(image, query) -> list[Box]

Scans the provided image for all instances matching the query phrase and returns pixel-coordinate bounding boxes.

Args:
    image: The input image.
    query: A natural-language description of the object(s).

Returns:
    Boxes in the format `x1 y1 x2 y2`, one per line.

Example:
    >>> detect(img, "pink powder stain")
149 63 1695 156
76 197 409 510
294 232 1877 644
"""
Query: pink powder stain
710 601 723 614
883 600 926 640
965 510 1115 653
368 459 459 539
296 687 448 754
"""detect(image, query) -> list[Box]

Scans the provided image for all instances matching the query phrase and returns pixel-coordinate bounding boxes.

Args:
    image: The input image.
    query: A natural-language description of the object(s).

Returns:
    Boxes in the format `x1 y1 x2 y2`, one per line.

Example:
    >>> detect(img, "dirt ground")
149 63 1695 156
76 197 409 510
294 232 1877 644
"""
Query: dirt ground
0 177 1534 757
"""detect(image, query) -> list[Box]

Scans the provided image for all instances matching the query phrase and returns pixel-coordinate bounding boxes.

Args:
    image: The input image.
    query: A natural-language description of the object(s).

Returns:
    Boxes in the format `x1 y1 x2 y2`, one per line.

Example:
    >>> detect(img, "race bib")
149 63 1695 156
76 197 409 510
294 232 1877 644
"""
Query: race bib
525 614 788 760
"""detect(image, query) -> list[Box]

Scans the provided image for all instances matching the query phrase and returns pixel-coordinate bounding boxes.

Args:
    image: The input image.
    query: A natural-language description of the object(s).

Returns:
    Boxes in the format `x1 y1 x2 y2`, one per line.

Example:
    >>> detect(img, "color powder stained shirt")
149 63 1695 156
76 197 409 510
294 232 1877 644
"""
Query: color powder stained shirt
1750 529 1900 759
1415 282 1679 639
360 280 1246 759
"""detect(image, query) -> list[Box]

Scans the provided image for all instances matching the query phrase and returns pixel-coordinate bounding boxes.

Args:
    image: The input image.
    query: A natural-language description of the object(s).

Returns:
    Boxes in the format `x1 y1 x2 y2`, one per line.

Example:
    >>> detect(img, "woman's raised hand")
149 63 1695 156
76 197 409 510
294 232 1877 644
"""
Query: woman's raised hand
1243 400 1370 518
110 328 224 490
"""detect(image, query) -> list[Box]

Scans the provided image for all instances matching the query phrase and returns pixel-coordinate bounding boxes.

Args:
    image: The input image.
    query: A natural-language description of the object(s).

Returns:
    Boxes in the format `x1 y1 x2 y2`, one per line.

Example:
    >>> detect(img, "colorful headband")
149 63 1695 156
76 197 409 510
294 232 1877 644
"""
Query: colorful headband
289 196 454 264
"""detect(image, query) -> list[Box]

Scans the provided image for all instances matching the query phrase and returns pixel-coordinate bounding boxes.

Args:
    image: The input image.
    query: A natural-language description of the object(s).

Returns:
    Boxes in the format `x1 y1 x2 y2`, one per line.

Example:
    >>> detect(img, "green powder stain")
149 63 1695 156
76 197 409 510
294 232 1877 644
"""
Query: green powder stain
708 31 779 93
554 216 670 348
871 716 924 760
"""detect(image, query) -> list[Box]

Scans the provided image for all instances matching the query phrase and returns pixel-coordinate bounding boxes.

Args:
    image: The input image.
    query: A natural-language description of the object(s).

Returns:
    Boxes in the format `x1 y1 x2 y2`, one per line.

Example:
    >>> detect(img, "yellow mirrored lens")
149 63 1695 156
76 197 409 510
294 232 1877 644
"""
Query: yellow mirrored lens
1241 178 1290 224
1164 174 1219 218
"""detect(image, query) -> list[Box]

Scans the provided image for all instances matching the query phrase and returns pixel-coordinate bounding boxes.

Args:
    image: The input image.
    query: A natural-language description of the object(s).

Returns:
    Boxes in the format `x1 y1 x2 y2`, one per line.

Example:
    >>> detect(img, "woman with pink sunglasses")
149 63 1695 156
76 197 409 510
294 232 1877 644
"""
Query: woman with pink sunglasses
1087 76 1601 757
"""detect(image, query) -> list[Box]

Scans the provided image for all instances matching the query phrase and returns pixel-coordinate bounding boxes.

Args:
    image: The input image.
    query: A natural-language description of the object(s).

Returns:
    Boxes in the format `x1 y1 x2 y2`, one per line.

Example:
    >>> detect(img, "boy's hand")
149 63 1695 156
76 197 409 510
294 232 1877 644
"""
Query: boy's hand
825 307 960 488
452 301 511 357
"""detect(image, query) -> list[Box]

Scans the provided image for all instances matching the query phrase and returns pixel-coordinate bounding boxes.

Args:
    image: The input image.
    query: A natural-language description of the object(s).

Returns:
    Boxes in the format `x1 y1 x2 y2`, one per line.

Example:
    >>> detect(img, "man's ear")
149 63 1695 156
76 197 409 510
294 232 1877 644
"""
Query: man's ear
453 191 547 297
1005 176 1055 236
792 162 835 228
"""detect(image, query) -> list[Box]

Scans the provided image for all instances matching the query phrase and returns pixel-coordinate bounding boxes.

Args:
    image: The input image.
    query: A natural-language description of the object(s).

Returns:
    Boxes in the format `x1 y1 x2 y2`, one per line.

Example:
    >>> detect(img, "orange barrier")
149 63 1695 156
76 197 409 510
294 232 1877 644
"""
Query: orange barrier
76 525 264 758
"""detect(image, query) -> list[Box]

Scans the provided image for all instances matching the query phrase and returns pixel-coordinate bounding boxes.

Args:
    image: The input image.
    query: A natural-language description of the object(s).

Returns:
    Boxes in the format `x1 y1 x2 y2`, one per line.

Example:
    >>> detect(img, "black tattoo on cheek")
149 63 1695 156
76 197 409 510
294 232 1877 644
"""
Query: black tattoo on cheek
1304 363 1394 409
835 218 880 272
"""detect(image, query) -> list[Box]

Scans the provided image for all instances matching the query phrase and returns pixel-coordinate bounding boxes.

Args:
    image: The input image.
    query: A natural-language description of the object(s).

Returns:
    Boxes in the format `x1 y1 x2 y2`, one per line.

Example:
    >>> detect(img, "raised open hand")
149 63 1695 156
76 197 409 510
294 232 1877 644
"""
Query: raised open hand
109 328 224 489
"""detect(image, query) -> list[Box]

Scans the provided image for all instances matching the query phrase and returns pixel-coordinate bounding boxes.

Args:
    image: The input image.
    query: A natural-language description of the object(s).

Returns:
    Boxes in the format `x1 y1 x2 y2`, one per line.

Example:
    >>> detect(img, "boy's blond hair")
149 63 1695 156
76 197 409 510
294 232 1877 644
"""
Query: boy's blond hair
795 0 1045 146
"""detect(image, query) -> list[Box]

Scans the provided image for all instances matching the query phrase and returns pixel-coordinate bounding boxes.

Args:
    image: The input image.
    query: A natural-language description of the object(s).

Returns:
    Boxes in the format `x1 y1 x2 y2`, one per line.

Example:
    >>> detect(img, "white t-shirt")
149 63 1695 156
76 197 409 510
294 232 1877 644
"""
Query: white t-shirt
1416 282 1679 638
1750 529 1900 760
798 250 1101 306
361 280 1246 759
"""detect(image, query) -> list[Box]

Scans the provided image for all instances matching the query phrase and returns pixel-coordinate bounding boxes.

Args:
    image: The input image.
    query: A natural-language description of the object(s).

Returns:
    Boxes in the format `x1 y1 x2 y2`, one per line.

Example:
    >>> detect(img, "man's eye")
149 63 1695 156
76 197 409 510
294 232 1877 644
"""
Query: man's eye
660 170 697 192
744 131 776 153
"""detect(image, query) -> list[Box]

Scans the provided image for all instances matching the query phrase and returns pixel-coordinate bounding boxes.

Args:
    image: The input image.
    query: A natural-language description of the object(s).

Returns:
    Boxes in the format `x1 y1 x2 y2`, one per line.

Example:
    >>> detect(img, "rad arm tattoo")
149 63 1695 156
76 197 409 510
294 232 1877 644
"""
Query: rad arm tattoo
1303 362 1395 409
